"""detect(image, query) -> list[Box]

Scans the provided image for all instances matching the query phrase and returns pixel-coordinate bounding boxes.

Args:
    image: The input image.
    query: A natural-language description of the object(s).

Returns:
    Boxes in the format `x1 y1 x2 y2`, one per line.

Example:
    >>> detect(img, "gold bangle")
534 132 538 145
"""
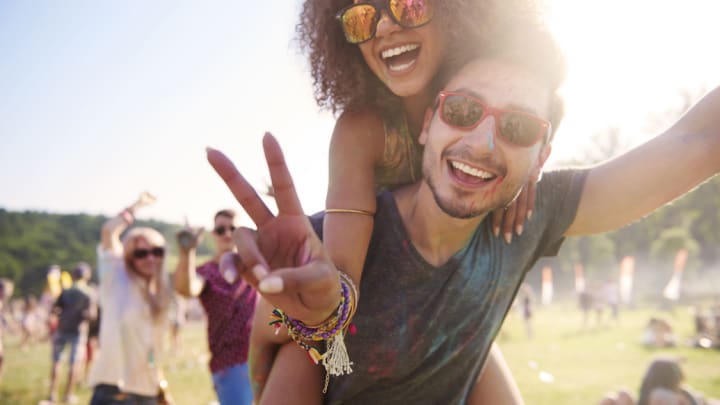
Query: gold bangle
325 208 374 217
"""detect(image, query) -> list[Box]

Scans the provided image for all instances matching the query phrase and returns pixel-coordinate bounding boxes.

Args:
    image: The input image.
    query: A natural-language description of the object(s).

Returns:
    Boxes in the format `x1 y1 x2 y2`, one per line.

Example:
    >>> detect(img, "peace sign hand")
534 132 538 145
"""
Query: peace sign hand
207 133 340 325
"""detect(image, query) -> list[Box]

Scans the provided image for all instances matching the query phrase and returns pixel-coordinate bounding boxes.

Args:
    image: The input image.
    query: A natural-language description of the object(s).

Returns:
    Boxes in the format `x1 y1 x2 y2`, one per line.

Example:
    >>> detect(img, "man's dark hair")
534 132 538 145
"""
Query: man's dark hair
481 16 567 140
214 209 236 221
72 262 92 281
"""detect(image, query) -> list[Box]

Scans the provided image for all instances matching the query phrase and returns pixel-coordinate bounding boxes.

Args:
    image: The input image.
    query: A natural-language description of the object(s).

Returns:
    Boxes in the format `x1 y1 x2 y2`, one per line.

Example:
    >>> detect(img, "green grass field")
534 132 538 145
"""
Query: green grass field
1 303 718 404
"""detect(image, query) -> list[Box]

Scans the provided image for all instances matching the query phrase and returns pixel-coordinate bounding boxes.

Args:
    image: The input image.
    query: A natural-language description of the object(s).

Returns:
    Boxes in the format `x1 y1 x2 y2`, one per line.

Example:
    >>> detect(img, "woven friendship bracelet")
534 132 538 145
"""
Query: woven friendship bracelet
268 271 358 382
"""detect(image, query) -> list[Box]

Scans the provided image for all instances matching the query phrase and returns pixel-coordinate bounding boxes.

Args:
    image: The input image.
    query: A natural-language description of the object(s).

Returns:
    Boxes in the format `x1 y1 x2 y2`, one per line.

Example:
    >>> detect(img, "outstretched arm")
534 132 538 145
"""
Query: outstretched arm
324 110 385 297
100 191 156 253
566 87 720 236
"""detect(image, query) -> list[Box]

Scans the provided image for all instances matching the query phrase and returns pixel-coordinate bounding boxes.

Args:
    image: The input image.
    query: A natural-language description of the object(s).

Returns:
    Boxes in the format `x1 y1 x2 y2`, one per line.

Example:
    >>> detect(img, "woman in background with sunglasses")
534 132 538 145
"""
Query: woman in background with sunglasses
173 209 256 405
248 0 545 403
88 191 173 405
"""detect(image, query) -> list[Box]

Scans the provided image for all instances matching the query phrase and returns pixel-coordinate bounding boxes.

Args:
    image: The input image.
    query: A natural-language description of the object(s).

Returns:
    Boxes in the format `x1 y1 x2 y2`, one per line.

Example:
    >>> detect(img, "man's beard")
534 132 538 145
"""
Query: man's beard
423 157 521 219
426 172 490 219
423 146 514 219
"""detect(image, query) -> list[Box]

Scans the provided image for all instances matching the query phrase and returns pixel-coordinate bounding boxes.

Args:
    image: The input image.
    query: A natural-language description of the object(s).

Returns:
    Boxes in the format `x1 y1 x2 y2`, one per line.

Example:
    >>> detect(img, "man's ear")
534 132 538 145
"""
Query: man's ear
419 107 434 146
531 144 552 181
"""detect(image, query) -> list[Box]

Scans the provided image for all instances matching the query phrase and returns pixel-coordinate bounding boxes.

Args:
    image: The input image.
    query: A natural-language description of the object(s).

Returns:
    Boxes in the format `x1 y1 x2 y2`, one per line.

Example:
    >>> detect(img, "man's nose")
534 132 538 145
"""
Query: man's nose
465 115 497 152
375 9 402 38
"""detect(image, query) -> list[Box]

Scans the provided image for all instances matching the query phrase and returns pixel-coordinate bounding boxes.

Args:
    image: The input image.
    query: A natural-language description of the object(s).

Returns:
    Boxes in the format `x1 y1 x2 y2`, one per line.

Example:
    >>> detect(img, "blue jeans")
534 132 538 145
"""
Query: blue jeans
51 331 81 364
212 363 253 405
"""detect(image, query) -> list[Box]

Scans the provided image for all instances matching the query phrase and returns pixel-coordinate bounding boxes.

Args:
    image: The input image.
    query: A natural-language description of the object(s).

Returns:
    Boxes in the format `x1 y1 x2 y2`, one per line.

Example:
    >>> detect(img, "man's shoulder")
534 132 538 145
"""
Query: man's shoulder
195 261 216 284
535 168 590 207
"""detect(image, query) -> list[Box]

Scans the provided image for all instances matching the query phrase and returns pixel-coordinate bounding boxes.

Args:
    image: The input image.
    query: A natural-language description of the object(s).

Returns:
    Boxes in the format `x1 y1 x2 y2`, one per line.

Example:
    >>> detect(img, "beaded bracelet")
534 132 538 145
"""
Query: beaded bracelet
269 272 357 380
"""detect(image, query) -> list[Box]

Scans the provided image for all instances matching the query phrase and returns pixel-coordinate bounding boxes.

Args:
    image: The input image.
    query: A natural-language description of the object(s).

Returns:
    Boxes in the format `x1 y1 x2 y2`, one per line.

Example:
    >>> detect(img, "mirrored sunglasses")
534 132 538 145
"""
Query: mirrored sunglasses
336 0 434 44
436 91 551 148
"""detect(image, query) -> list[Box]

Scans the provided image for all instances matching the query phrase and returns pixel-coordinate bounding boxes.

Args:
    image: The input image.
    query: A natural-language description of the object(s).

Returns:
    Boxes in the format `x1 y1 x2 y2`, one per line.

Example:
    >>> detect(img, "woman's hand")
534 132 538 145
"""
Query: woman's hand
207 134 341 325
492 178 536 243
135 191 157 209
176 227 204 253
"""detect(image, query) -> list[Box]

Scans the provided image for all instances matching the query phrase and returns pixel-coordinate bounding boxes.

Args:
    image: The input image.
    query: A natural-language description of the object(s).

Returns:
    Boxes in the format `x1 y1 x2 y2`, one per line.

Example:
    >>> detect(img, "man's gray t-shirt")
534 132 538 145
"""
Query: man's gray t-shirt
54 285 91 335
311 169 588 404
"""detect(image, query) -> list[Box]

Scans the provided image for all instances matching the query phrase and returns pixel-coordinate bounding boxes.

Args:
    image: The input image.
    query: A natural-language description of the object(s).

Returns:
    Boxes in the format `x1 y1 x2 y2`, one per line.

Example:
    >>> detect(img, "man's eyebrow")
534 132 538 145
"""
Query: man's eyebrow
452 87 540 115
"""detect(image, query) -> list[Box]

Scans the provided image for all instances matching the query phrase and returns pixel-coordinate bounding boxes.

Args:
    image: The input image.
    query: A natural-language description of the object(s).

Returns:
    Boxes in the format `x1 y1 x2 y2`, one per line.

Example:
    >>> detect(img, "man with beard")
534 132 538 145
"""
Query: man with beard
207 27 720 403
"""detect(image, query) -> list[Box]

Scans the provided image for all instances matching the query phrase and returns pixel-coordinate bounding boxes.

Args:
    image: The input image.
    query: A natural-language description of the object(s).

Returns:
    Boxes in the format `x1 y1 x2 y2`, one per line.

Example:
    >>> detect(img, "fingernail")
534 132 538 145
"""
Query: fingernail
493 227 500 237
504 232 512 244
516 225 523 236
259 277 283 293
252 264 268 280
527 210 533 220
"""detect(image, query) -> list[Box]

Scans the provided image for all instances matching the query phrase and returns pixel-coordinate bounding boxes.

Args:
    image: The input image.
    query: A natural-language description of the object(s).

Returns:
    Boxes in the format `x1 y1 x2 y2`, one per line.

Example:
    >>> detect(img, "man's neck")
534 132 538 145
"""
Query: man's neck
394 183 486 267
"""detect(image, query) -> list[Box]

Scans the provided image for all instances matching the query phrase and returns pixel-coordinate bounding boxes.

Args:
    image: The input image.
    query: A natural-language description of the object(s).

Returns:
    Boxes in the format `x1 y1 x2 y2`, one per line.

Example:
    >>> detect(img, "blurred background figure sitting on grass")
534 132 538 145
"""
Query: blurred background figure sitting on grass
600 357 720 405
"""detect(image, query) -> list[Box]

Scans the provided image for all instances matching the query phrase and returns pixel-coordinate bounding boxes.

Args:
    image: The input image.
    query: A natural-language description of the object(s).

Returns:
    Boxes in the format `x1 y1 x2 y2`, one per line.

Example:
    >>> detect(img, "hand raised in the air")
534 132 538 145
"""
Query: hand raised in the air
207 133 340 325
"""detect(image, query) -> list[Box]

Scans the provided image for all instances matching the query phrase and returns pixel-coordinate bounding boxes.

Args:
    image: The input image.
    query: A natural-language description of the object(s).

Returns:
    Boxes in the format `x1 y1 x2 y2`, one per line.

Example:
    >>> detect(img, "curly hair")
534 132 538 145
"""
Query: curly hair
297 0 546 121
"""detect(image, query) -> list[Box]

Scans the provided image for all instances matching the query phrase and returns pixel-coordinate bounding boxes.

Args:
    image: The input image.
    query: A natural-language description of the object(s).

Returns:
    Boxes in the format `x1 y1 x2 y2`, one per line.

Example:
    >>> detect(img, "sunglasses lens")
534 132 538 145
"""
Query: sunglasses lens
340 4 377 44
214 226 236 236
151 247 165 258
133 247 165 259
498 113 544 147
442 94 484 128
390 0 433 28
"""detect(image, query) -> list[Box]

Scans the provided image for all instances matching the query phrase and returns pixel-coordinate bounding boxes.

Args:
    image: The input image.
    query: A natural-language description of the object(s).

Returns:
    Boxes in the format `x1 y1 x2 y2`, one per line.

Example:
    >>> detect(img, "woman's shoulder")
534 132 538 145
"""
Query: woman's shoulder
334 109 386 142
331 108 423 190
331 108 386 163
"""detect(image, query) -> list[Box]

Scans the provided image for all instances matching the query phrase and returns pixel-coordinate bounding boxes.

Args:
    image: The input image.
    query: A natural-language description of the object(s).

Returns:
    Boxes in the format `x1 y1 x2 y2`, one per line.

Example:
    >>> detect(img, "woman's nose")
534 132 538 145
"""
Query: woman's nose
375 9 402 39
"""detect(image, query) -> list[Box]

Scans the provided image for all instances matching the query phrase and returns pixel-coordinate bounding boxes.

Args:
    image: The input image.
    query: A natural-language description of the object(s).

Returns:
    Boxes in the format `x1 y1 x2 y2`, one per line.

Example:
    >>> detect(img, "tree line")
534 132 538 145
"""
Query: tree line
0 210 214 296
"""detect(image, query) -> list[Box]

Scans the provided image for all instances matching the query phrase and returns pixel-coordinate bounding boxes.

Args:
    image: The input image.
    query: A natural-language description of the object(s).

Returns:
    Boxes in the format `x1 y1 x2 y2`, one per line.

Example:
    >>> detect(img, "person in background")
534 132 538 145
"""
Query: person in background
600 357 720 405
173 209 256 405
0 279 11 381
83 281 100 384
89 192 174 405
20 295 42 349
48 262 94 404
168 293 187 353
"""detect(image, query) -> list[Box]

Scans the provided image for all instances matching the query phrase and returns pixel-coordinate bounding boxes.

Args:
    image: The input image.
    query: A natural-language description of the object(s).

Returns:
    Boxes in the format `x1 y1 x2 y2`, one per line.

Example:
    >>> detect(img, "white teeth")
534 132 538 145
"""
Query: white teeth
381 43 419 59
451 161 495 179
389 61 415 72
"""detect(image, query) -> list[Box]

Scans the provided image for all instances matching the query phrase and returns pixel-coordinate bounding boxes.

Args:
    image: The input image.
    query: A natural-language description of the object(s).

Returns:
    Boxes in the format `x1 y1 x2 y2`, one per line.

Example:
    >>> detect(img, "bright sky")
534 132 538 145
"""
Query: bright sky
1 1 719 228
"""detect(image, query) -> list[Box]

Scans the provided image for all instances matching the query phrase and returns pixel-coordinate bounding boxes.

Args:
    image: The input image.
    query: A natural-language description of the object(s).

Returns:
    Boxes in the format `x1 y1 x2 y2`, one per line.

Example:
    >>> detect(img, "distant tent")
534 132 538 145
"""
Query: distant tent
662 249 688 301
574 263 585 294
619 256 634 305
541 266 553 306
